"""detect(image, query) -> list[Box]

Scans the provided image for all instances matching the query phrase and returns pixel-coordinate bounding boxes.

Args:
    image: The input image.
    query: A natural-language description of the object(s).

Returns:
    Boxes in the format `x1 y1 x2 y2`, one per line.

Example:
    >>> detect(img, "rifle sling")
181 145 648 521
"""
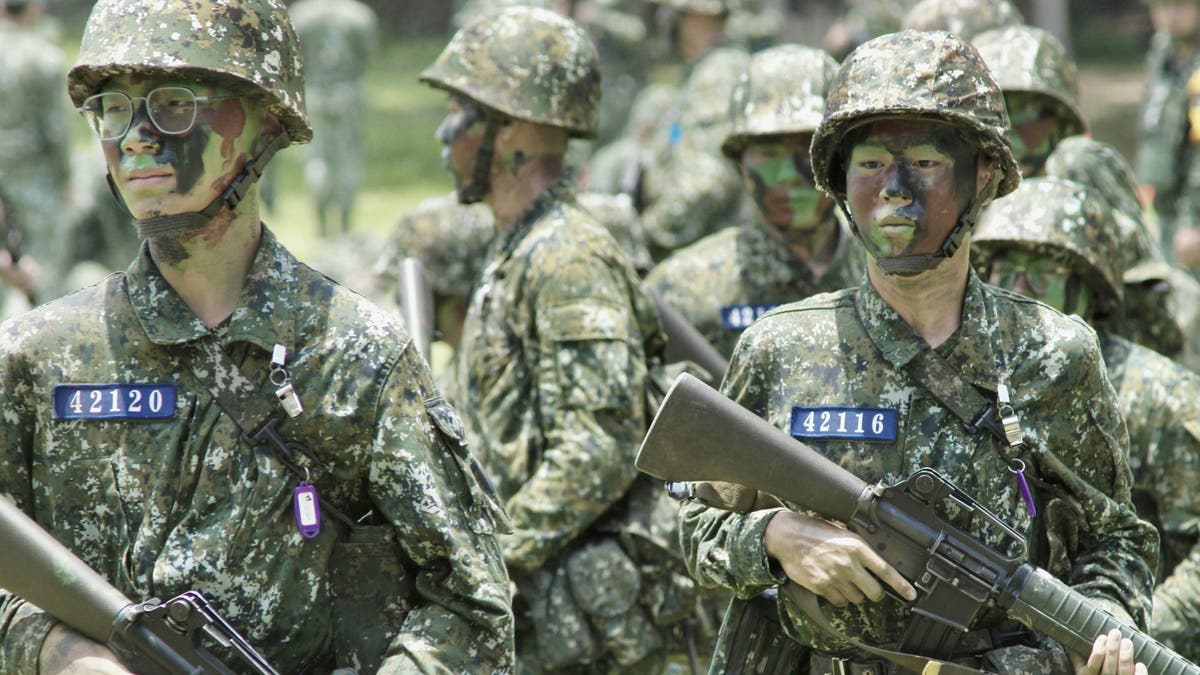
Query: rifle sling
187 338 356 528
902 349 1008 444
782 583 986 675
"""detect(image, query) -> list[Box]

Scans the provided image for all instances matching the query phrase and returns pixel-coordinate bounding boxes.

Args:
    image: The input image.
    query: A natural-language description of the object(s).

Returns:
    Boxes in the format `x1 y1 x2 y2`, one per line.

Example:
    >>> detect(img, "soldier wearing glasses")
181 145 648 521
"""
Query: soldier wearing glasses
0 0 514 672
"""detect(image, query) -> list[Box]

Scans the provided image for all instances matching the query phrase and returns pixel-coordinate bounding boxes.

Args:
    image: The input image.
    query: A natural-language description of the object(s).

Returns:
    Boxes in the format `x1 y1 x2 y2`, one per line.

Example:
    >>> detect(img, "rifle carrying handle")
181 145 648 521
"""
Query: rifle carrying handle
1007 566 1200 675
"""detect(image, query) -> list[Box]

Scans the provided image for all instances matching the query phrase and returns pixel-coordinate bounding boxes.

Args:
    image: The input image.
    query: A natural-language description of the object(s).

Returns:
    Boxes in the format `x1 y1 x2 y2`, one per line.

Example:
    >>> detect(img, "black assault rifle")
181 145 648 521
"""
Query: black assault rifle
636 373 1200 675
0 495 279 674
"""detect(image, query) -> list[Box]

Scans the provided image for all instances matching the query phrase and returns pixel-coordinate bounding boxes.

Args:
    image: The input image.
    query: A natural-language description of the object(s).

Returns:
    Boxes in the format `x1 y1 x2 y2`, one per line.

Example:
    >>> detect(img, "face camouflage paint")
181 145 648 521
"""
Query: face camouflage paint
742 135 831 234
845 119 979 263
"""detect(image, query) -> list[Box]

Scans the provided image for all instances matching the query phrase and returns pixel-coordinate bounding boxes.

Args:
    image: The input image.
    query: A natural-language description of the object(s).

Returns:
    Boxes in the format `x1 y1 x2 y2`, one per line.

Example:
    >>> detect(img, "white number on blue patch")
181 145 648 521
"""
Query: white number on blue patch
721 303 781 330
790 406 897 442
53 384 177 420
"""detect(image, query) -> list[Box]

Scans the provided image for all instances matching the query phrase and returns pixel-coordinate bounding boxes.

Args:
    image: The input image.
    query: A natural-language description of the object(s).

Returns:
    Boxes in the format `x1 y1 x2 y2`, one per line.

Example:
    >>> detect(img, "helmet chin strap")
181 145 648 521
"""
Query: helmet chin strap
456 116 500 205
842 170 1003 277
107 131 291 240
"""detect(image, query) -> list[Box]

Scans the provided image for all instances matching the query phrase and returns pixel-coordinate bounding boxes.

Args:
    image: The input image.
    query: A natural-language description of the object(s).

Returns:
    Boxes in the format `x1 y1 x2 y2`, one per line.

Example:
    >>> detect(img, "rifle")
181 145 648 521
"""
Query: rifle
636 373 1200 675
0 495 279 674
648 289 729 382
395 257 435 363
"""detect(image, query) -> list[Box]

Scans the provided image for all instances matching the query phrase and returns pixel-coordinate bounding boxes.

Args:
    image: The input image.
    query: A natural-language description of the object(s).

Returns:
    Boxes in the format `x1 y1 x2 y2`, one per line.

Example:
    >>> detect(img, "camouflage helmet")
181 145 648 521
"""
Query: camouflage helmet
1043 136 1164 282
971 26 1086 138
810 30 1020 200
421 6 600 138
67 0 311 145
973 176 1124 311
646 0 739 14
721 44 840 160
901 0 1024 42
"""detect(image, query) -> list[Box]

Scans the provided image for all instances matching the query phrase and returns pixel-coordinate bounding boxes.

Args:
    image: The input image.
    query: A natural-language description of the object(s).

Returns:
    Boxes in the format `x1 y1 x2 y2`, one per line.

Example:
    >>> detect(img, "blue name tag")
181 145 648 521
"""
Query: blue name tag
721 303 780 330
668 121 683 147
53 383 177 420
790 406 898 442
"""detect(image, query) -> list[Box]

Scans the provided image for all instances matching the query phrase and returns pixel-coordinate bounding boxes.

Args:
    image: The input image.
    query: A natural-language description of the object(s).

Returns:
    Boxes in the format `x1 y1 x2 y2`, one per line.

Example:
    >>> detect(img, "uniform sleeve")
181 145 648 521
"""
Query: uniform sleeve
498 254 646 572
1035 336 1157 630
368 344 514 674
1146 418 1200 652
0 340 60 674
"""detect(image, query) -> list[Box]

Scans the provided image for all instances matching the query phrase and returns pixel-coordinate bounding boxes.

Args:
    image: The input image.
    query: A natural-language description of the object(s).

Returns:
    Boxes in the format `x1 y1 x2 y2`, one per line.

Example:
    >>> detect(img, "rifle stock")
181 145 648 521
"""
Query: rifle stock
637 373 1200 675
0 495 279 674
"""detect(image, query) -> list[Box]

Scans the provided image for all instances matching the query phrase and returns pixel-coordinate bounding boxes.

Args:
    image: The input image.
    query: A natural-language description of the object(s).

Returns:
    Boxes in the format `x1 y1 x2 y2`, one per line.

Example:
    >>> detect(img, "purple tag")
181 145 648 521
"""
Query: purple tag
1014 468 1037 518
293 482 321 539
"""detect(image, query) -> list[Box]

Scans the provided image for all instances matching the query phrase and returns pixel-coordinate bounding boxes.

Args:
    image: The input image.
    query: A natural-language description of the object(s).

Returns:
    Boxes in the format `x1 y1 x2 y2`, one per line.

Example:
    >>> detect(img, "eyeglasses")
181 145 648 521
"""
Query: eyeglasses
78 86 240 140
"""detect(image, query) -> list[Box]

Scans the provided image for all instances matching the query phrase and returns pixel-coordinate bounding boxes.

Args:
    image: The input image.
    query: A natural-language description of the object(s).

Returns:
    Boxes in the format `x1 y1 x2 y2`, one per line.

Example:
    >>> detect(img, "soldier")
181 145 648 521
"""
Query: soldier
0 181 37 319
0 0 72 302
971 176 1200 662
823 0 922 60
288 0 379 236
677 30 1154 674
1136 0 1200 265
900 0 1023 41
645 44 865 360
587 82 677 198
0 0 515 672
421 7 697 672
638 0 750 261
972 24 1087 179
1042 135 1200 371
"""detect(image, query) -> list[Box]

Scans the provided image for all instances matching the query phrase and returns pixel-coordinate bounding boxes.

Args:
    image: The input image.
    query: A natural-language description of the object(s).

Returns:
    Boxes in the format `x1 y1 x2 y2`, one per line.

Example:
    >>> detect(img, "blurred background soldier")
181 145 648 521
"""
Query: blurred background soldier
635 0 750 262
0 0 72 303
646 44 864 360
1136 0 1200 266
1043 135 1200 371
972 175 1200 662
900 0 1023 41
972 24 1088 178
289 0 380 236
422 7 700 672
823 0 920 60
0 181 37 319
587 82 678 197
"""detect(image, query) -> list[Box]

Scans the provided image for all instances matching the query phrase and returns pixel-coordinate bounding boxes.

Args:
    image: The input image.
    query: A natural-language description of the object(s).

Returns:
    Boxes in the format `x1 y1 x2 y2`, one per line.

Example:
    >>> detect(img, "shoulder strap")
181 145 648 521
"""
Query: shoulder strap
902 349 1008 444
187 338 356 528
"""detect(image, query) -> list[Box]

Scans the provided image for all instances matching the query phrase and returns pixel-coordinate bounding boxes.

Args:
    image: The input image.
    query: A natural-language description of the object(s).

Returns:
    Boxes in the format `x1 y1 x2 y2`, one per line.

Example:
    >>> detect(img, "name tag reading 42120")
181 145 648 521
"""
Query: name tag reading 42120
53 383 177 420
790 406 898 442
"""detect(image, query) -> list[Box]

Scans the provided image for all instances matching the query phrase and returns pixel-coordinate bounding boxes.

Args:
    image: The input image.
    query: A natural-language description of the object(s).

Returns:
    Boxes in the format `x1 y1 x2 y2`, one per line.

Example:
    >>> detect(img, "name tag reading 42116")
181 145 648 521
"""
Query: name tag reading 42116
790 406 898 442
53 383 177 420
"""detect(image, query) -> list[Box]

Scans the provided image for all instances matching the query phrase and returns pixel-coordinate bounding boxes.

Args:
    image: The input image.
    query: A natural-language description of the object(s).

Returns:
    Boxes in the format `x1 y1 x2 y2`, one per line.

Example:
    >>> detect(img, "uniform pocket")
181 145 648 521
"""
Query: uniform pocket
328 524 412 673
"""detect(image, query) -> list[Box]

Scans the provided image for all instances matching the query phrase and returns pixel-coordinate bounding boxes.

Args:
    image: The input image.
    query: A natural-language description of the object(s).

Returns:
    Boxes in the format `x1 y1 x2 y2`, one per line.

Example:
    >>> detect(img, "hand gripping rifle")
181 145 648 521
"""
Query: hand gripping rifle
636 373 1200 675
0 495 279 675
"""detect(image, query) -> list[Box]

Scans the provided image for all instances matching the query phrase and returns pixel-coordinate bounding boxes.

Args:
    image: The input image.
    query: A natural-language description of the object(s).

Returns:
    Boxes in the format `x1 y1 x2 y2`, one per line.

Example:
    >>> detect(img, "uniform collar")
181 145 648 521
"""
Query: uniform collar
125 225 299 354
856 267 997 383
492 174 575 260
739 212 852 290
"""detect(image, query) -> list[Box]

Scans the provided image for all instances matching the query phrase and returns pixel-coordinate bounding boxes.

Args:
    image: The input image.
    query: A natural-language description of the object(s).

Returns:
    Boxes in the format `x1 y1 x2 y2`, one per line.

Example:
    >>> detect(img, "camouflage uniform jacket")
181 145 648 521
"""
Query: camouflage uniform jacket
454 177 663 573
1100 332 1200 660
1136 32 1200 243
645 215 866 359
679 272 1156 657
0 228 514 674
